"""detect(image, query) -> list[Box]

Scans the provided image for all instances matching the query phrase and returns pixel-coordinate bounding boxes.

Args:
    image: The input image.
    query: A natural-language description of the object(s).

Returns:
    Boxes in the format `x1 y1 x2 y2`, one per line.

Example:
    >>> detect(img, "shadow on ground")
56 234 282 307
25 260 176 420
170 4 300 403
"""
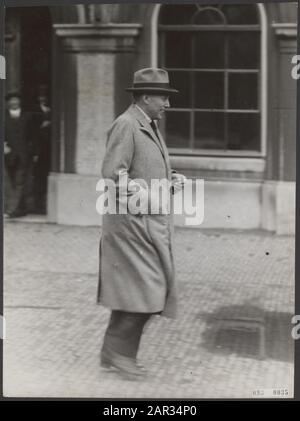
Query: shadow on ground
198 305 294 363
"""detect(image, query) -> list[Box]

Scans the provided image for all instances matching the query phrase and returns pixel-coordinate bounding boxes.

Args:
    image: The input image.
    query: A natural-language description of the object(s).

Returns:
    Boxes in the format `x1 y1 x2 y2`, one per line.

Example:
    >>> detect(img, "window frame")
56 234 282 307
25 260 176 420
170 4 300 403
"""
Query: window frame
151 3 267 159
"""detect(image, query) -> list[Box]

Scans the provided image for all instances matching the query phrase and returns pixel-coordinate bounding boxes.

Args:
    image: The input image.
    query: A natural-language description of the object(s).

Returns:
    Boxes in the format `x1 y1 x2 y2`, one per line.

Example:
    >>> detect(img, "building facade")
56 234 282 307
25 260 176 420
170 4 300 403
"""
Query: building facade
5 2 297 233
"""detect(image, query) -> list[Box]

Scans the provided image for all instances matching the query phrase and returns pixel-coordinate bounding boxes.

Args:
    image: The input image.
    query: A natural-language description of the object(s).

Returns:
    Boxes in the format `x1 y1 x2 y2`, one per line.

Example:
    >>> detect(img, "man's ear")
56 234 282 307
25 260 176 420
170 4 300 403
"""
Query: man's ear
142 94 150 105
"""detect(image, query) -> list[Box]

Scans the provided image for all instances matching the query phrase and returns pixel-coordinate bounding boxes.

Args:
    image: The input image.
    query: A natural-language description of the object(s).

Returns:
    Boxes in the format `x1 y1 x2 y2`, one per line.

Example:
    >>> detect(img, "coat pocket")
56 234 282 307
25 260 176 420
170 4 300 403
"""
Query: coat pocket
126 212 153 245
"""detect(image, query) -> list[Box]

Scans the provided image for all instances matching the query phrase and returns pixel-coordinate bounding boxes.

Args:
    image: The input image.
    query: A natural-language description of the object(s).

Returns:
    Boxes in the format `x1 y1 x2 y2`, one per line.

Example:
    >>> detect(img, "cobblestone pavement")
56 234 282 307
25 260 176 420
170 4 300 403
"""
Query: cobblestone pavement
3 221 295 399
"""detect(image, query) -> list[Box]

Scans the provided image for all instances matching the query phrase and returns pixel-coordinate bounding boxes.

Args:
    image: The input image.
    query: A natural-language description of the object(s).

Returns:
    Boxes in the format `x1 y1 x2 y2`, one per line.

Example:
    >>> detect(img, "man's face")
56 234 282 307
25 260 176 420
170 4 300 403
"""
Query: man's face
8 97 21 111
144 95 170 120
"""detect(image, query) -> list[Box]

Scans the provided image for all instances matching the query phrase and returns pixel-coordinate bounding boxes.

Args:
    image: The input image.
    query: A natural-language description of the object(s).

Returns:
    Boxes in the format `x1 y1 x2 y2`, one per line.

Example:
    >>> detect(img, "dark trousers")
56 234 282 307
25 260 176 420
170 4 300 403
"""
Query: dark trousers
33 160 49 213
101 310 152 359
4 159 28 214
33 138 51 213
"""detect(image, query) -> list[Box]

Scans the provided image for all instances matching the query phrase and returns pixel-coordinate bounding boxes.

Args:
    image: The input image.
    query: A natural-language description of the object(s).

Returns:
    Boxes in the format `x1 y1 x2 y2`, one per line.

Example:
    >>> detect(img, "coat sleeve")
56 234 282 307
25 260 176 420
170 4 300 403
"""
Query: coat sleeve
101 117 134 181
101 117 150 214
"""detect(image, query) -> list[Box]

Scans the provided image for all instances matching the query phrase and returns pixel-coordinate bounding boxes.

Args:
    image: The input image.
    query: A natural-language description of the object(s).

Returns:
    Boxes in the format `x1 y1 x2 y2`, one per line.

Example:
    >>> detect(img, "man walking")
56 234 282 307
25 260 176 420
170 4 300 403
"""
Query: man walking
97 68 186 380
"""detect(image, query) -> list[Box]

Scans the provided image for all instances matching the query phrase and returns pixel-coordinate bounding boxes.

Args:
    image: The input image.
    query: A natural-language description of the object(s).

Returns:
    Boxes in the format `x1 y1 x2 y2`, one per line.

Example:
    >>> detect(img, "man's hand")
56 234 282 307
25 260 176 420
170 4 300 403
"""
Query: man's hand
171 172 186 193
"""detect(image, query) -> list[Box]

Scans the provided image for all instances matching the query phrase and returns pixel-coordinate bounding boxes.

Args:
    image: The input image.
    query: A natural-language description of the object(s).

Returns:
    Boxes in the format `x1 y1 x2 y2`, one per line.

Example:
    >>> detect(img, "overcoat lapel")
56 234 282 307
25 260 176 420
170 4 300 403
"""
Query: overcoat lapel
128 105 165 158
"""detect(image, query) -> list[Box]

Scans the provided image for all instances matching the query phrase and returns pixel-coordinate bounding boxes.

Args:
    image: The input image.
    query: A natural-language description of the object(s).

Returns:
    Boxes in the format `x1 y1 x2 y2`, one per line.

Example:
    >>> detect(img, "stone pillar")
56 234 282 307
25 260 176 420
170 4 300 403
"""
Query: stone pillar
262 24 297 234
49 24 141 224
273 24 297 182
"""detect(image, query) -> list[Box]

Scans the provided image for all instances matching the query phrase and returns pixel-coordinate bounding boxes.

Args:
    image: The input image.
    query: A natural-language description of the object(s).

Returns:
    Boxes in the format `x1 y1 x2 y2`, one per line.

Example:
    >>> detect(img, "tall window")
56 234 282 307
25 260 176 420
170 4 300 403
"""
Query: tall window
158 4 262 155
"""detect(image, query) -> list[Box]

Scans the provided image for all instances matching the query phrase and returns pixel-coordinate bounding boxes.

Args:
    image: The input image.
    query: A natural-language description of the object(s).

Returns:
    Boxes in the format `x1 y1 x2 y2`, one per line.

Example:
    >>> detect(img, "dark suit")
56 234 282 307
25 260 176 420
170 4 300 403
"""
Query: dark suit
5 110 32 215
30 105 51 213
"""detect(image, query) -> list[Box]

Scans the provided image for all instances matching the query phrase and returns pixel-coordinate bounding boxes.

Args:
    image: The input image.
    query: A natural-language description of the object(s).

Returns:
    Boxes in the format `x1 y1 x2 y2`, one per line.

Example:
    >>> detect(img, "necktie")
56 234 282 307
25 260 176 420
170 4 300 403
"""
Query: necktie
150 119 165 159
150 120 159 140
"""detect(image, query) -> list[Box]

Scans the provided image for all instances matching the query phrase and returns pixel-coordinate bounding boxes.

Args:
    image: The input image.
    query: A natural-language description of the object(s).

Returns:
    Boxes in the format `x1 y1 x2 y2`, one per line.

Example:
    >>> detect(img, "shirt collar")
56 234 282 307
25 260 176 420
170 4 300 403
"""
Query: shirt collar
40 104 50 113
134 104 152 123
9 109 21 118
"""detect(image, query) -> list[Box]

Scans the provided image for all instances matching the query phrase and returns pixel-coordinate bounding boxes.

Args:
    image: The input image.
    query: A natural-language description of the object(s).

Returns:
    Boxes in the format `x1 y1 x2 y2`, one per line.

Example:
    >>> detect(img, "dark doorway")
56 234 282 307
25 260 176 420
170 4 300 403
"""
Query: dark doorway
4 7 52 217
21 7 52 111
21 8 52 215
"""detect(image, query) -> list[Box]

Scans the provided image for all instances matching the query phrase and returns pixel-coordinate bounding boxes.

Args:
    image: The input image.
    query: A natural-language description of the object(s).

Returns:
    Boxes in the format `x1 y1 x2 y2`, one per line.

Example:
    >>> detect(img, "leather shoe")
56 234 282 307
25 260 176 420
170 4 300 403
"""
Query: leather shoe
100 348 146 380
101 355 147 373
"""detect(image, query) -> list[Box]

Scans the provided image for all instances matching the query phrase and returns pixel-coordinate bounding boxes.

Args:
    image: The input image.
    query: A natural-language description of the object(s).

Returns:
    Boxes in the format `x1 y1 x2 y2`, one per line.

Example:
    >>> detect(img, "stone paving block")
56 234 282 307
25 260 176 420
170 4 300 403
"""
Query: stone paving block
3 221 295 398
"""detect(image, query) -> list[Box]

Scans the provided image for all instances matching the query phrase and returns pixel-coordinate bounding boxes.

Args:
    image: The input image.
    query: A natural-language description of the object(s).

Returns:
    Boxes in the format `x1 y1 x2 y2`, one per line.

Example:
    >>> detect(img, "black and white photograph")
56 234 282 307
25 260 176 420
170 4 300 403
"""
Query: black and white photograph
1 0 298 399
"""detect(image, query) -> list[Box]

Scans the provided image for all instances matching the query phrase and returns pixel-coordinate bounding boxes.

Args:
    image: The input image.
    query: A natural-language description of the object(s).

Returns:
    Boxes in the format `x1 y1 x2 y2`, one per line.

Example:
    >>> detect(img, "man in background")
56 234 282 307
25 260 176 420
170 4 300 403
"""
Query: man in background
4 92 32 218
31 85 51 214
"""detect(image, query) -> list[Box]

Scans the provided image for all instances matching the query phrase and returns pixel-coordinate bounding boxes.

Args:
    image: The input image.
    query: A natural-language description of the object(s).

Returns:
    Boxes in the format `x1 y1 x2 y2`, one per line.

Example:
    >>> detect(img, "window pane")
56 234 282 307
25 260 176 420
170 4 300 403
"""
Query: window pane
194 32 225 69
159 4 196 25
165 111 190 148
228 113 260 151
168 71 191 108
163 32 192 68
223 4 259 25
194 72 224 109
228 32 260 69
194 112 225 149
228 73 258 109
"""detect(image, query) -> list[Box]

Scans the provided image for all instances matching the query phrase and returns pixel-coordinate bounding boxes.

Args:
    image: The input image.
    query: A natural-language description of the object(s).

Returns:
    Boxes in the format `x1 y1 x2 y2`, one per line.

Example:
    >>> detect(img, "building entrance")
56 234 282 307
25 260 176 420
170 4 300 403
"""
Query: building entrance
5 7 52 216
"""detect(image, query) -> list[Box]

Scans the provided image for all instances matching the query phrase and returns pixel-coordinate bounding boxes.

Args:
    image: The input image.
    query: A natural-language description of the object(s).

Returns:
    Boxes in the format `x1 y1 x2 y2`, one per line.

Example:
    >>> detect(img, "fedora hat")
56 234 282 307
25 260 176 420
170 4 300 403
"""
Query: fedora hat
126 68 178 94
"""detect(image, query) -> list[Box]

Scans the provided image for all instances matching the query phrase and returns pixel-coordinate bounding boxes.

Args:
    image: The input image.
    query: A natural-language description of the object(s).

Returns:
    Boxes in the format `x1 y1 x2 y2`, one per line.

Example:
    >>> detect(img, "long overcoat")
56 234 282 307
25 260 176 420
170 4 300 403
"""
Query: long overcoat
97 104 177 318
